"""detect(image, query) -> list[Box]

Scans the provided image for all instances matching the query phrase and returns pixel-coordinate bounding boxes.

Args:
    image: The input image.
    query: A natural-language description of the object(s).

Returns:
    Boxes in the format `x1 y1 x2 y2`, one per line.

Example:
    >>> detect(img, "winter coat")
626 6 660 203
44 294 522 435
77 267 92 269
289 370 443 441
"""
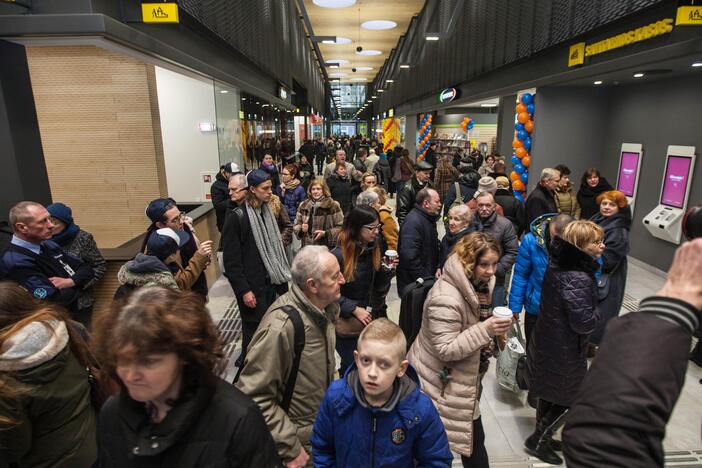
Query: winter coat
269 194 294 247
116 253 179 298
424 148 437 170
589 209 631 344
378 205 399 251
508 214 552 316
0 320 97 468
442 173 479 218
494 188 527 237
260 162 280 189
98 379 280 467
577 177 613 221
407 254 495 457
374 157 392 190
554 183 581 218
397 176 433 226
525 184 558 226
399 157 414 182
277 182 307 223
332 240 392 318
210 172 230 232
60 229 106 309
439 227 474 268
563 297 698 468
299 163 314 189
396 206 440 294
365 153 380 173
471 210 518 282
433 160 459 202
293 196 343 248
477 162 494 178
235 284 339 463
311 364 453 468
326 173 353 215
528 237 601 407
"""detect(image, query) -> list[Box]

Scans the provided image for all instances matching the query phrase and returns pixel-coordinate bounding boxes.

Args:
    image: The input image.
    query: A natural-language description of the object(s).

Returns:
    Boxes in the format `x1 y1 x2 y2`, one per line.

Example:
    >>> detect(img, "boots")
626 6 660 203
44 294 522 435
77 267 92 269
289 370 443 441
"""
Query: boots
524 402 565 465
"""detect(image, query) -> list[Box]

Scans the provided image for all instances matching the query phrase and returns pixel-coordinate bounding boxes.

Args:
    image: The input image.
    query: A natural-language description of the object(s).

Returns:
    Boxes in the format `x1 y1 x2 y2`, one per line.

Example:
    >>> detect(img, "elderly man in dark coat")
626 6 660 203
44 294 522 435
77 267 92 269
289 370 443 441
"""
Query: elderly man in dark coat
396 160 434 226
525 167 560 225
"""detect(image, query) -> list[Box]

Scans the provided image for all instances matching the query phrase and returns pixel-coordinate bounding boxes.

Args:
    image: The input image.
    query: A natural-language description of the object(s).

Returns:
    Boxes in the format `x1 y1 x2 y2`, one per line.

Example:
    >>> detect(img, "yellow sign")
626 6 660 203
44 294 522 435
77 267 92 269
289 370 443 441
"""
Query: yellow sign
676 6 702 26
239 110 245 119
142 3 179 23
388 108 394 117
568 42 585 67
568 18 673 67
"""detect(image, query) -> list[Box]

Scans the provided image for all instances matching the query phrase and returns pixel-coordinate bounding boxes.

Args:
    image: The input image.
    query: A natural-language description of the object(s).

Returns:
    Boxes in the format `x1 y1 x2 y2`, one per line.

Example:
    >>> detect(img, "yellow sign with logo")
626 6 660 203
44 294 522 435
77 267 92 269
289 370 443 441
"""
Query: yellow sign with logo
676 6 702 26
568 18 673 67
142 3 179 24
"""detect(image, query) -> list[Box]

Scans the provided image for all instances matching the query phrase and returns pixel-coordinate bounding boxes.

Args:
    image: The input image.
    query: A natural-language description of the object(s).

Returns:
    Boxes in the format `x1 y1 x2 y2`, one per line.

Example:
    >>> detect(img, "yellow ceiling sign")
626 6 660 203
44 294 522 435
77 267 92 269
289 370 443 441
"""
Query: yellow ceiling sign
676 6 702 26
142 3 179 24
568 42 586 67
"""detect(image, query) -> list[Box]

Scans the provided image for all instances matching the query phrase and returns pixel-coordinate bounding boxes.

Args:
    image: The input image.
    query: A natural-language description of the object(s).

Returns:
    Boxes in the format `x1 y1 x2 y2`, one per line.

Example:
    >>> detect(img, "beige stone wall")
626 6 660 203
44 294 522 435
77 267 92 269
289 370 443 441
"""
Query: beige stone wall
25 45 167 248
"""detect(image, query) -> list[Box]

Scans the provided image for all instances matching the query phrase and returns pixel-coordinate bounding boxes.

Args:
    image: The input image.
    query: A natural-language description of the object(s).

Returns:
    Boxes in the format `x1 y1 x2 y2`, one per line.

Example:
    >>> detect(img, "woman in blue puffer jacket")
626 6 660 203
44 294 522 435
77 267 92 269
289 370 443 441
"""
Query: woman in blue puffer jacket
276 163 307 222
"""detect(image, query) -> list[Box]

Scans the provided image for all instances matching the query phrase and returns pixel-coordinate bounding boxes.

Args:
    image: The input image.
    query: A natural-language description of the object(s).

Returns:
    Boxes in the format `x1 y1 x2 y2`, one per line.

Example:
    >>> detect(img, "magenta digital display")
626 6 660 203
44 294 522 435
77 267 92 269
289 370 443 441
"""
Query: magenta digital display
617 152 640 197
660 156 693 208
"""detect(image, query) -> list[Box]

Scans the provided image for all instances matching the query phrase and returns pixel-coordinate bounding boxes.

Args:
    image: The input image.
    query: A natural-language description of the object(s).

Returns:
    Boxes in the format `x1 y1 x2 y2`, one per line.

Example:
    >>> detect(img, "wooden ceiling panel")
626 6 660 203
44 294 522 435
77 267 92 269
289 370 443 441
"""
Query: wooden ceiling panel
304 0 424 83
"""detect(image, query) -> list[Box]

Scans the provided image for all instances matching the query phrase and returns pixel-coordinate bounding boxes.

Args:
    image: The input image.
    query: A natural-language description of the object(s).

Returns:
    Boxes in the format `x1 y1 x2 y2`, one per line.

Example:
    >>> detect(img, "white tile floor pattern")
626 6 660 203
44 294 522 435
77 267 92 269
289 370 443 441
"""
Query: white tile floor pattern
206 197 702 467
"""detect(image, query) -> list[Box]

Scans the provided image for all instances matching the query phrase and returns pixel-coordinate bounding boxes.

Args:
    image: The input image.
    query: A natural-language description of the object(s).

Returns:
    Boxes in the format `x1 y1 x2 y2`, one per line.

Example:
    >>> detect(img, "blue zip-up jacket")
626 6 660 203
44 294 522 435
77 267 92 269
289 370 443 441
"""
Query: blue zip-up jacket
311 364 452 468
277 184 307 222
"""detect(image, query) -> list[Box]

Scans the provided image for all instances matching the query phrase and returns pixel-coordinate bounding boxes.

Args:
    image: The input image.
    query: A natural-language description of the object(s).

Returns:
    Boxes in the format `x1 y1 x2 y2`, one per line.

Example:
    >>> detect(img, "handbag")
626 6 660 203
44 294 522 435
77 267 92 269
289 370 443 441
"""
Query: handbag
596 273 610 301
496 322 527 393
335 314 366 337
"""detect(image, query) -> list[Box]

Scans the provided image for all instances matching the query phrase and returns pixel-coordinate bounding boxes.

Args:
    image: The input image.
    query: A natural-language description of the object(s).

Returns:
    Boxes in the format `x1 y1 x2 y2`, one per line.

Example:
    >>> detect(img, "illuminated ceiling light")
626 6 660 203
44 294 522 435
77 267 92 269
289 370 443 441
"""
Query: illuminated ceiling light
377 89 384 93
399 64 410 69
329 65 339 69
220 90 229 94
313 0 357 8
350 77 367 81
326 37 352 44
329 73 347 77
371 95 377 98
361 20 397 30
322 40 335 44
326 59 349 65
356 66 373 71
356 49 382 56
425 35 440 41
593 80 603 85
480 103 497 107
255 101 260 104
692 62 702 67
241 97 246 101
386 79 394 83
633 72 644 78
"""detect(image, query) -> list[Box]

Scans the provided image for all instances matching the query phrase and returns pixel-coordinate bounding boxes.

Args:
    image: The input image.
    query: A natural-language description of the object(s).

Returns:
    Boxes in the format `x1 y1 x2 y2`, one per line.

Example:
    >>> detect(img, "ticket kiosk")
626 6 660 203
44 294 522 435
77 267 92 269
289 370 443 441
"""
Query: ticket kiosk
642 146 696 244
615 143 643 213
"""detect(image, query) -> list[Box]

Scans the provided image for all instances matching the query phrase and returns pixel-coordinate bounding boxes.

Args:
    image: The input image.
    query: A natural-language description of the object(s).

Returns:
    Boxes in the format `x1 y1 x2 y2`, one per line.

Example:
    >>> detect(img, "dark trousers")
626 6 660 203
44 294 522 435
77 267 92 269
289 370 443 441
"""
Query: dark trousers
336 335 358 375
535 399 568 433
461 417 489 468
316 159 324 175
525 313 538 349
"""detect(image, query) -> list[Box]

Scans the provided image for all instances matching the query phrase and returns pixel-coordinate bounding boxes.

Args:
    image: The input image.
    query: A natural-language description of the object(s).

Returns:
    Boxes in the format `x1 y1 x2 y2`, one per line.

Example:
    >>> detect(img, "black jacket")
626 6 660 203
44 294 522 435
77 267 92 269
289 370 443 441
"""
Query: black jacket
577 177 613 220
495 188 527 237
97 379 281 468
0 221 11 254
211 172 230 232
528 237 600 407
563 297 697 468
439 227 473 268
327 174 353 214
374 158 391 190
525 184 557 226
396 206 440 294
397 176 432 225
442 172 479 218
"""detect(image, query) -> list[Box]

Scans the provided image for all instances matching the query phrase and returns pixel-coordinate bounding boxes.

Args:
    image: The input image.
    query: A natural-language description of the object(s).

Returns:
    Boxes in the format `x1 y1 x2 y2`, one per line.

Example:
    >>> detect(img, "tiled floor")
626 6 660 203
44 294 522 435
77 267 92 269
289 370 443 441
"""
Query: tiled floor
206 198 702 467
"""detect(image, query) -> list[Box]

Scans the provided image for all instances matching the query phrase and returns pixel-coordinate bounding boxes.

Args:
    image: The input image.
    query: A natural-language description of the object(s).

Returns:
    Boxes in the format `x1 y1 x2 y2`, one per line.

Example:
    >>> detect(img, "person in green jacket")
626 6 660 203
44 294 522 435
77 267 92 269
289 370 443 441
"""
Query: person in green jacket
0 281 97 468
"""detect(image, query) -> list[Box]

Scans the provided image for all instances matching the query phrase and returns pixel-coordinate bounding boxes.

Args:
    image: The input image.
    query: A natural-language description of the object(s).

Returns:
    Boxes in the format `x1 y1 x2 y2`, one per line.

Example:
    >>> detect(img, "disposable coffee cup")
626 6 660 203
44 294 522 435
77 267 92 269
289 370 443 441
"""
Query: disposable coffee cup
492 307 512 351
384 250 398 269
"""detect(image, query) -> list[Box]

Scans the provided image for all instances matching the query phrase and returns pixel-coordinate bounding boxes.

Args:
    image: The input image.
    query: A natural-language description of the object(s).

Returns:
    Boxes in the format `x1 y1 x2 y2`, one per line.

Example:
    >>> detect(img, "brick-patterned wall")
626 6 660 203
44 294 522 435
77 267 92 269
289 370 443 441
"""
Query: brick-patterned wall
25 45 167 248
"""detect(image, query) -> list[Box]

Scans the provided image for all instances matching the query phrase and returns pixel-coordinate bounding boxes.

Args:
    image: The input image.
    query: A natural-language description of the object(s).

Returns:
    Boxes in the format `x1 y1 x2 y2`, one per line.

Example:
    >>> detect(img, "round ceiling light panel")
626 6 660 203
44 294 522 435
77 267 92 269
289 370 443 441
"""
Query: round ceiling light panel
312 0 357 8
356 50 382 56
361 20 397 30
350 77 368 81
355 66 373 71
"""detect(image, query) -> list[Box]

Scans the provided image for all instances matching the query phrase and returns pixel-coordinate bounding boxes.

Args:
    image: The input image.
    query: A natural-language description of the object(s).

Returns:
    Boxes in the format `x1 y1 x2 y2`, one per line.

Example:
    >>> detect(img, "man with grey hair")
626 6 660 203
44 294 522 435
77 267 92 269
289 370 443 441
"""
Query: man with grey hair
323 149 362 181
525 167 560 225
236 246 343 468
355 190 380 209
227 173 248 209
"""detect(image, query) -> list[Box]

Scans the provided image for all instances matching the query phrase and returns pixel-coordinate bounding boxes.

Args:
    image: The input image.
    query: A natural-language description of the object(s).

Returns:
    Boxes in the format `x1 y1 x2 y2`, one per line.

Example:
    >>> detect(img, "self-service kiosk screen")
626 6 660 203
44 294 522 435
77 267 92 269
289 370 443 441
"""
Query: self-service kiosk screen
617 152 640 197
660 155 693 208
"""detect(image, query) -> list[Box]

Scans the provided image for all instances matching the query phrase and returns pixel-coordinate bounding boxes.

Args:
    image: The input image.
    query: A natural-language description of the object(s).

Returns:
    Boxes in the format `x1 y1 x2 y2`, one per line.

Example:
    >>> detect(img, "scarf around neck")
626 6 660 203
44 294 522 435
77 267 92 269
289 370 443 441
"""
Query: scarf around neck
283 178 301 191
52 223 80 247
245 202 291 285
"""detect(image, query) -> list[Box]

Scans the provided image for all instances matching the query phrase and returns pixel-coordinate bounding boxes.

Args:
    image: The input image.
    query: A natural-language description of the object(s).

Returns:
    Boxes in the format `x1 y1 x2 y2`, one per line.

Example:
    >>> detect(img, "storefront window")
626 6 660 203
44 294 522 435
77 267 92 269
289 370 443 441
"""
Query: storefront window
213 81 244 169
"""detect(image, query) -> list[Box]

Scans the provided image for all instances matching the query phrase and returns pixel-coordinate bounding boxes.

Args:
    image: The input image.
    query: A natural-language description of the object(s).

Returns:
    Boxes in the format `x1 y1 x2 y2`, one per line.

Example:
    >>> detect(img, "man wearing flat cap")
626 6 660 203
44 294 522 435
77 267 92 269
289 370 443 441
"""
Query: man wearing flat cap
222 169 292 370
396 159 434 226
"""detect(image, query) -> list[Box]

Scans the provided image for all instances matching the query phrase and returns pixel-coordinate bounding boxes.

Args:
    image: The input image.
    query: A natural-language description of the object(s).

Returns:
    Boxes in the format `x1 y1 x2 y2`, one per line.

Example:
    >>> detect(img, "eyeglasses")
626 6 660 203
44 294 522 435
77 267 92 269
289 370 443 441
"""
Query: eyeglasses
166 212 185 223
363 223 382 231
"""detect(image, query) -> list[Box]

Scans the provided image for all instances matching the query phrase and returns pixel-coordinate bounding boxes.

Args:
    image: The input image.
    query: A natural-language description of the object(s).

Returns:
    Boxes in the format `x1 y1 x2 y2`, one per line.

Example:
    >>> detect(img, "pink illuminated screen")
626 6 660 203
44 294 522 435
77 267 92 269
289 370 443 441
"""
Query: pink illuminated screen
617 152 640 197
660 156 693 208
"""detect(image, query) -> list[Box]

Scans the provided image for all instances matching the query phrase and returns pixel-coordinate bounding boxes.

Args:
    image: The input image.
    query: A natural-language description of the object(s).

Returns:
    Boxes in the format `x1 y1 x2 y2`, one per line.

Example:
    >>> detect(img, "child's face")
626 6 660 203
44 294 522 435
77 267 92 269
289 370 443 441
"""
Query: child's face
354 339 408 407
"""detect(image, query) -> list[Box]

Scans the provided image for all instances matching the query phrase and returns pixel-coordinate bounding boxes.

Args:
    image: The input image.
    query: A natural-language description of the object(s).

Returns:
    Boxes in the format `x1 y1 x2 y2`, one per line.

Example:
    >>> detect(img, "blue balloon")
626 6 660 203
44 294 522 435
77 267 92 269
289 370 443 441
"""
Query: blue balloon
511 155 520 165
467 121 474 130
514 163 526 175
523 137 532 151
527 103 535 115
521 93 534 105
520 172 529 184
517 130 528 141
514 191 525 202
514 122 525 132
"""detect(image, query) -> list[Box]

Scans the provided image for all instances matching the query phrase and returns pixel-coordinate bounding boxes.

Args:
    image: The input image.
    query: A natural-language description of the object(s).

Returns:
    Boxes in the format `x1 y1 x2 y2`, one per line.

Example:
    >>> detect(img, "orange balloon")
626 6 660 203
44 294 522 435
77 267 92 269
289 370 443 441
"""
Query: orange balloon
517 112 530 124
512 180 525 191
525 120 534 133
522 155 531 168
516 147 528 159
512 139 523 149
510 171 520 181
516 103 527 114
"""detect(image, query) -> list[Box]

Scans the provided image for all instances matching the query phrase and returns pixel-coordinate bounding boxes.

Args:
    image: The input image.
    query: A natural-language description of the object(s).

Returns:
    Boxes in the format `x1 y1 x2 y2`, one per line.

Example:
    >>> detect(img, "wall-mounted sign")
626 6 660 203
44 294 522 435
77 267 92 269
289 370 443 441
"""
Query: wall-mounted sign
198 122 215 132
568 18 673 67
141 3 179 23
388 108 395 117
676 5 702 26
239 110 245 119
278 86 288 100
438 88 458 103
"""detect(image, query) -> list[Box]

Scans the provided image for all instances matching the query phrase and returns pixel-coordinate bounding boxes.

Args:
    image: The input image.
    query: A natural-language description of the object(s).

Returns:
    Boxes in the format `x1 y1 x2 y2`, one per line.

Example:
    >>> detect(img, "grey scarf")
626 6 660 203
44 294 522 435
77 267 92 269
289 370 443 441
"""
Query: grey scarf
245 202 291 285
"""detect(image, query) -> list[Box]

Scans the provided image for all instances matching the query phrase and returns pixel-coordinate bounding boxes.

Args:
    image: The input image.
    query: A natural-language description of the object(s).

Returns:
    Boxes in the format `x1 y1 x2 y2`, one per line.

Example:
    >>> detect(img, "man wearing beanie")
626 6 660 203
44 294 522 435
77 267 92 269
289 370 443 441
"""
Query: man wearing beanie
222 169 292 370
494 176 527 237
467 177 505 216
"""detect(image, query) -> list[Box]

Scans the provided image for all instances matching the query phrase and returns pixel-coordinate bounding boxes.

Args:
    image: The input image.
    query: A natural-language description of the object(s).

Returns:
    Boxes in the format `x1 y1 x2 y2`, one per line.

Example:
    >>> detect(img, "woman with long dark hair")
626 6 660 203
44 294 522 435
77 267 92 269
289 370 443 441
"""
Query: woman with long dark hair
577 168 613 220
0 282 97 467
92 287 280 467
331 205 393 373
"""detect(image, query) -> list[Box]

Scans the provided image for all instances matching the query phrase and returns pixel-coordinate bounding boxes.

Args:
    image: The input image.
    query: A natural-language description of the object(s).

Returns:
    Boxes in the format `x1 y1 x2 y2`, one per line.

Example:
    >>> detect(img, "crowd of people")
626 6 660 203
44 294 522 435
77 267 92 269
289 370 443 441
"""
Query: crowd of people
0 135 700 468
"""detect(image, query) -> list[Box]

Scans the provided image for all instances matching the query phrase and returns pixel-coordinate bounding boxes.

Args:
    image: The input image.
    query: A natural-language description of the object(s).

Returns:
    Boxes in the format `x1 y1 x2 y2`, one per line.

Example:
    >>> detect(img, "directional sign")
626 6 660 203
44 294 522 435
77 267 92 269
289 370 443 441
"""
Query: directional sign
142 3 179 24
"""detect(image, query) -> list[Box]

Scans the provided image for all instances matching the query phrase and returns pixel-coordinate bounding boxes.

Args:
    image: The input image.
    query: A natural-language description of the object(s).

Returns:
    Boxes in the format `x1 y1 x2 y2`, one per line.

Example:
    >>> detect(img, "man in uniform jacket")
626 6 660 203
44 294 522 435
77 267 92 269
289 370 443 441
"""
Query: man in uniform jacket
525 168 560 226
0 201 94 312
396 160 434 226
211 162 241 232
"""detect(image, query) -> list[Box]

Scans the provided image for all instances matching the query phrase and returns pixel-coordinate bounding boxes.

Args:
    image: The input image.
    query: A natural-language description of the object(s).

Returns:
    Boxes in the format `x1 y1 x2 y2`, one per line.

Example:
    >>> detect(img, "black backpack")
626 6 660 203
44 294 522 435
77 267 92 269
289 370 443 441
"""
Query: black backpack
398 277 436 350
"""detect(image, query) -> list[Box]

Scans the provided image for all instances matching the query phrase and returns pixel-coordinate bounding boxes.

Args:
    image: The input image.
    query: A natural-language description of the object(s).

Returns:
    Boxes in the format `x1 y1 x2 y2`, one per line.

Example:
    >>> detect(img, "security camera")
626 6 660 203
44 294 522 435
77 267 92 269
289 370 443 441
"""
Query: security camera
356 46 363 53
352 68 357 72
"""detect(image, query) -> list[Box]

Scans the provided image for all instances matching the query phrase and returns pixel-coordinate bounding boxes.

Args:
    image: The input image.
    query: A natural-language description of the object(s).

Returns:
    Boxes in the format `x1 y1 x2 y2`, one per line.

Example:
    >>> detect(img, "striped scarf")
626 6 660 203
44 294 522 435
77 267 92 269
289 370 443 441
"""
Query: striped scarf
473 280 494 375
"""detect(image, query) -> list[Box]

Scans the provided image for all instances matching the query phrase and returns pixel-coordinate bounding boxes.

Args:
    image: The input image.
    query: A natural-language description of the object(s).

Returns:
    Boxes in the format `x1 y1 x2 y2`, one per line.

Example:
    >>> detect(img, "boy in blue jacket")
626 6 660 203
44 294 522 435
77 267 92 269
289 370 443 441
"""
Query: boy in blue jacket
311 318 452 467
